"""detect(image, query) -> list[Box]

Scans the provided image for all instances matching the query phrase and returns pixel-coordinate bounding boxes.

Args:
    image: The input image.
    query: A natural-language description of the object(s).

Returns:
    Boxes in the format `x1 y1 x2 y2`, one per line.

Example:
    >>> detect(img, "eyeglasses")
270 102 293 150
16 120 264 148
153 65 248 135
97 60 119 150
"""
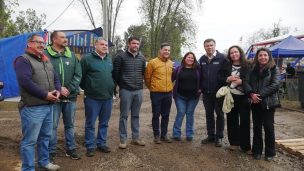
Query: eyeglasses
30 40 46 45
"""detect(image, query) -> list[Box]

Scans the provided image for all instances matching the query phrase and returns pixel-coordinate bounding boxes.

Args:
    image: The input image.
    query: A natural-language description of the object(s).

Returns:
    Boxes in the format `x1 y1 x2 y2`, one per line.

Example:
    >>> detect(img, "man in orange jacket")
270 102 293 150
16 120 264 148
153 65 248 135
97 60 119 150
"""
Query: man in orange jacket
145 43 173 144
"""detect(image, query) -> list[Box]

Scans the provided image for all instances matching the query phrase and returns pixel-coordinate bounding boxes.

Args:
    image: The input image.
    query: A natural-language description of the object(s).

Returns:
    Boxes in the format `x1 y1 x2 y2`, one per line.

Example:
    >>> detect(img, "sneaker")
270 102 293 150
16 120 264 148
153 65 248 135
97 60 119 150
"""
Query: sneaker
160 137 172 143
173 137 181 141
154 137 161 144
186 137 193 142
86 148 95 157
66 149 81 160
253 154 262 160
201 137 215 144
119 142 127 149
39 163 60 171
131 139 146 146
265 155 276 161
49 153 56 163
97 146 111 153
215 138 223 147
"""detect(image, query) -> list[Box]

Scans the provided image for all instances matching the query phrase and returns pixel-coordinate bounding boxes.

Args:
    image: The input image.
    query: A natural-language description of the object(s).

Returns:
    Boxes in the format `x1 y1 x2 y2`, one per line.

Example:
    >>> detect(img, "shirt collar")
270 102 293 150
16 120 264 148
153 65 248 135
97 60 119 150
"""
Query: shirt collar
205 51 217 59
93 51 107 59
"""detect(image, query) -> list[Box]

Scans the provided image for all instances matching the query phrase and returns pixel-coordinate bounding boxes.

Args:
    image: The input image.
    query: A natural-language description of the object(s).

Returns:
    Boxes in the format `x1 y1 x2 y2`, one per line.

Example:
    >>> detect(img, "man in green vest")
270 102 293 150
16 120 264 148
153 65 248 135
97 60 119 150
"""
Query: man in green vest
15 34 61 170
45 31 82 161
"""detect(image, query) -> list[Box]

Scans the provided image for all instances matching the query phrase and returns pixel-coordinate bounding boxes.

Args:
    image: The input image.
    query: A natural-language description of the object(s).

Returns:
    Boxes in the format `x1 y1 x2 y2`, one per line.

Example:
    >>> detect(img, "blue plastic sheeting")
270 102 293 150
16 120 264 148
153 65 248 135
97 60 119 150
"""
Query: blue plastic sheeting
0 32 44 98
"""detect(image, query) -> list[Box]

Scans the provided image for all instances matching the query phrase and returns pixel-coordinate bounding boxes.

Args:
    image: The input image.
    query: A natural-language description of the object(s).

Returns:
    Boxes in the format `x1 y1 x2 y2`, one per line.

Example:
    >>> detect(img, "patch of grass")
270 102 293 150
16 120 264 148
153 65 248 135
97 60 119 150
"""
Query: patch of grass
280 99 304 112
0 102 18 111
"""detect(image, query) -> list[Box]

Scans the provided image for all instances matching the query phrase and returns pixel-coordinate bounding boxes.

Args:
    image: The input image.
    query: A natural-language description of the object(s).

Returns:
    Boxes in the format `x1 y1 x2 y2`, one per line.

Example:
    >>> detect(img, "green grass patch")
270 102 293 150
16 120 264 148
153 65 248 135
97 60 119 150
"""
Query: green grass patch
0 101 18 111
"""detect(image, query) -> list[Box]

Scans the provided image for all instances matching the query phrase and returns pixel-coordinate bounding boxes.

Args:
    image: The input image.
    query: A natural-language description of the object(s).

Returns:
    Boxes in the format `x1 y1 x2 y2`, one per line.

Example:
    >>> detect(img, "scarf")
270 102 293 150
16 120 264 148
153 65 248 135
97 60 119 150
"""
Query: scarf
26 47 49 62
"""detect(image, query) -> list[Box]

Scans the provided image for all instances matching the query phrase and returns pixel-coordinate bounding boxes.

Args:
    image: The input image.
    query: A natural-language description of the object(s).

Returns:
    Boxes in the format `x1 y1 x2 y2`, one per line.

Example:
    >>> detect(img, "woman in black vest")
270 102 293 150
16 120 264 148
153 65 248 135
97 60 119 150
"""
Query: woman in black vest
244 47 280 161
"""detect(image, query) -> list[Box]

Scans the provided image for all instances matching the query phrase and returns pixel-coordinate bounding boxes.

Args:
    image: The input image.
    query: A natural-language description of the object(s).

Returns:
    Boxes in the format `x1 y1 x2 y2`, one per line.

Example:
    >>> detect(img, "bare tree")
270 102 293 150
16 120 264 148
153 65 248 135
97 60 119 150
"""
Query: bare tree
79 0 96 28
246 19 290 46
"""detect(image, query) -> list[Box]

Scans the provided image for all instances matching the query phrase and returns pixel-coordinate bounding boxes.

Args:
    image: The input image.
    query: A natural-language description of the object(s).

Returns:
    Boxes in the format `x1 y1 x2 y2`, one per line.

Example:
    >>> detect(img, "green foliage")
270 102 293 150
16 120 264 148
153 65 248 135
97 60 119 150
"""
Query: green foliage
0 0 46 38
139 0 198 60
124 24 151 58
15 8 46 34
0 0 18 38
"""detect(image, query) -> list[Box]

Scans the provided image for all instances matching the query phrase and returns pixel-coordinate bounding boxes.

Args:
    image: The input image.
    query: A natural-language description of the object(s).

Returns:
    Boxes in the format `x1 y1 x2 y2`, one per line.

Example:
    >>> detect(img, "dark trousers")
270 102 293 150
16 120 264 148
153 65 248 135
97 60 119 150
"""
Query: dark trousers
226 94 251 151
202 93 224 139
252 105 276 157
150 92 172 138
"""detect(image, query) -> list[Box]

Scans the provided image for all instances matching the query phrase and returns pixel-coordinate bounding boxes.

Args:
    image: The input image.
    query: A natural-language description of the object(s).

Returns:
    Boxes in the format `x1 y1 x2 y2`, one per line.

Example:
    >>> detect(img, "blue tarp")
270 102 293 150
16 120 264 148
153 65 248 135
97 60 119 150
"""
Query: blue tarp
0 31 45 98
269 35 304 57
248 35 304 58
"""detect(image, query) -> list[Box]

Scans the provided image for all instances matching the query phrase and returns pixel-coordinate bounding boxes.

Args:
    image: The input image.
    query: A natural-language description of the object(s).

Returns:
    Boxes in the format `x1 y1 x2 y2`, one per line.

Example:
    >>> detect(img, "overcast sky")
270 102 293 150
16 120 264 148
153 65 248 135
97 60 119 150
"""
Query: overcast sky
18 0 304 56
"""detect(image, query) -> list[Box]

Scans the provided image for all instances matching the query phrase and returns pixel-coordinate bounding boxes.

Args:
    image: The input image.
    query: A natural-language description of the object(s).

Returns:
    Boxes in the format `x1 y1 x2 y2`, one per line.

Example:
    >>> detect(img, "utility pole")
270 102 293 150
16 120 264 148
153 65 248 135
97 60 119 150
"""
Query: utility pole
102 0 108 40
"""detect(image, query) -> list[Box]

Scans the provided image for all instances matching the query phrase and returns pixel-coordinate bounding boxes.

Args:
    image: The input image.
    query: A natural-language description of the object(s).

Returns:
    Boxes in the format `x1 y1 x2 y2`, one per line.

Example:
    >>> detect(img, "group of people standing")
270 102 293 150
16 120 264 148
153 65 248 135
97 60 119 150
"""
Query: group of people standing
14 32 280 171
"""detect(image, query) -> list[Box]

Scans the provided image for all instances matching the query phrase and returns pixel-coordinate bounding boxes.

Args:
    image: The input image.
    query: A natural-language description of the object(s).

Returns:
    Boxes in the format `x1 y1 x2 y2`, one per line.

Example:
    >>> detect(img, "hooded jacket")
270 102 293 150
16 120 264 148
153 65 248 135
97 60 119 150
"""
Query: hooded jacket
45 46 82 101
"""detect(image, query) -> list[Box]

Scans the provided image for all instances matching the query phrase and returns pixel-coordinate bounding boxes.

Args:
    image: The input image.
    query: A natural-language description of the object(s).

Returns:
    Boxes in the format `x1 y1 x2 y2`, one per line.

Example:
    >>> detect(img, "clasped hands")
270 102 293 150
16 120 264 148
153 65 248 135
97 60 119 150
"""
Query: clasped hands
45 87 70 102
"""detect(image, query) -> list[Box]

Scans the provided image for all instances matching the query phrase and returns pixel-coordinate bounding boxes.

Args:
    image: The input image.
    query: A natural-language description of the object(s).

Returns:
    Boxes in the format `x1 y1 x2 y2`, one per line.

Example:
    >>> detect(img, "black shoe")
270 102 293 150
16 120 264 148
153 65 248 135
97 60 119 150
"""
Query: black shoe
215 138 223 147
49 153 56 163
97 146 111 153
66 149 81 160
173 137 181 141
186 137 193 141
239 148 252 155
201 137 215 144
86 148 95 157
160 136 172 143
253 154 262 160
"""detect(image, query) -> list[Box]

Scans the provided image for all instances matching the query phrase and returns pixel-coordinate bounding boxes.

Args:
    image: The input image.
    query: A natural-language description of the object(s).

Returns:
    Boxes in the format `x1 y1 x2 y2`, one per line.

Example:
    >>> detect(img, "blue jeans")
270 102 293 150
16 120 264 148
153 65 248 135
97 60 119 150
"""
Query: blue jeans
150 92 172 138
20 104 53 171
49 101 77 153
84 97 113 149
173 95 199 138
119 89 143 142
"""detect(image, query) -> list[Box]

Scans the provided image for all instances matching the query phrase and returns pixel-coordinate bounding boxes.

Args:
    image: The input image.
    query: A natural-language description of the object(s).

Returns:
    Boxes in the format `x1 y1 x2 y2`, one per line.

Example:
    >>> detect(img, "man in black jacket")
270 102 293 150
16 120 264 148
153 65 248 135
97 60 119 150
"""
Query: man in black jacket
113 37 146 149
199 38 226 147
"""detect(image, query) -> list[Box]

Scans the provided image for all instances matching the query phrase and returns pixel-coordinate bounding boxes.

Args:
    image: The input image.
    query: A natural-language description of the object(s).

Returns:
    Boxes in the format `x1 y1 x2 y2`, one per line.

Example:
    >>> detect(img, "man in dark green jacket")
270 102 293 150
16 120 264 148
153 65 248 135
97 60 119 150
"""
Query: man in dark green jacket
45 31 82 161
80 38 115 157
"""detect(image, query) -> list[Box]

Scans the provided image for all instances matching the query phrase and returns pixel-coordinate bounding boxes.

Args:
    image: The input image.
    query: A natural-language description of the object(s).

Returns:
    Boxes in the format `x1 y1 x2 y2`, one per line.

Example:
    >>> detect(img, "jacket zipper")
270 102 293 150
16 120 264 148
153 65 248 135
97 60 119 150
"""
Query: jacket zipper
43 62 51 90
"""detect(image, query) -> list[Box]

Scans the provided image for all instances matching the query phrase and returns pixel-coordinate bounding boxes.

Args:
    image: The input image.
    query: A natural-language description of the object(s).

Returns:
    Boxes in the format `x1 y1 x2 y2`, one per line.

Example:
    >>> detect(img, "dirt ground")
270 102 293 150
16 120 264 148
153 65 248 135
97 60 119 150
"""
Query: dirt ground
0 89 304 171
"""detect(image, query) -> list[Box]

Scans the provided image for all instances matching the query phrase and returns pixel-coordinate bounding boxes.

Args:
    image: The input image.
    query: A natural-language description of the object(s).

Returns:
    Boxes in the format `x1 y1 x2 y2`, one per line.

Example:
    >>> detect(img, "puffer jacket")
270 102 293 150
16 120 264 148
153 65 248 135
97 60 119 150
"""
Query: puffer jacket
244 65 280 109
113 51 146 91
145 57 173 92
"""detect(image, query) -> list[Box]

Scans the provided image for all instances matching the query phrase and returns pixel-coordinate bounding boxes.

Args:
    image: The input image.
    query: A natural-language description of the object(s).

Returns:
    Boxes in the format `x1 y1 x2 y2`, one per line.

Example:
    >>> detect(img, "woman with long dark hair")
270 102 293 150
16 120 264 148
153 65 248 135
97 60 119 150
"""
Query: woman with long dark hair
218 45 251 153
172 52 201 141
244 47 280 161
